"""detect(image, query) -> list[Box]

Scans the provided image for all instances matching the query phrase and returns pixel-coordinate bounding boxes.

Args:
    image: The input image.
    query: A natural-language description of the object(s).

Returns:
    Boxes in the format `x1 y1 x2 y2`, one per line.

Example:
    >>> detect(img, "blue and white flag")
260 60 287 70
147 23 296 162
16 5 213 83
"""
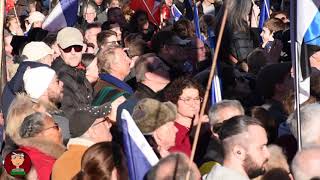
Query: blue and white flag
171 4 182 21
121 110 159 180
259 0 270 29
290 0 320 103
207 28 222 104
43 0 78 32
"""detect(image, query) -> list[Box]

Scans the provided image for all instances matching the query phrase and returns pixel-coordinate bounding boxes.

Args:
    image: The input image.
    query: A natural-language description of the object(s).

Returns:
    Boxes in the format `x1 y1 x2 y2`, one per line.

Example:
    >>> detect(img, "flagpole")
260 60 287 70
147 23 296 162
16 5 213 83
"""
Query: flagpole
186 5 228 180
0 0 7 95
294 42 302 151
290 0 302 151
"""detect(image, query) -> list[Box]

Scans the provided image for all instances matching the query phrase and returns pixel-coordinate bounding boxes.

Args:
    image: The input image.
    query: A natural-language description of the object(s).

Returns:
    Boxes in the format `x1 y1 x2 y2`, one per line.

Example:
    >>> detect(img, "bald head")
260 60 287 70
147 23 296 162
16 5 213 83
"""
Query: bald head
291 147 320 180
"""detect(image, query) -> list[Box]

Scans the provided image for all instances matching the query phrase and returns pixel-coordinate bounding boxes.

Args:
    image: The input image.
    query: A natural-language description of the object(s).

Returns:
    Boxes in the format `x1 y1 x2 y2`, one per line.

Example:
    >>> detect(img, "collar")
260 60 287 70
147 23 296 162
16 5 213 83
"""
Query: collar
99 73 133 94
67 137 95 148
135 82 157 98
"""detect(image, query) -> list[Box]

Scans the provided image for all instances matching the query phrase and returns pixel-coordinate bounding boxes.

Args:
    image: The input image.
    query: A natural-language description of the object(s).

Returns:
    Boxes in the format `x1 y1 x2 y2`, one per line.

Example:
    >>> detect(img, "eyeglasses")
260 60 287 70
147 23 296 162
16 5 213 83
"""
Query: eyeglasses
42 123 59 131
62 45 83 53
179 97 203 105
93 117 111 127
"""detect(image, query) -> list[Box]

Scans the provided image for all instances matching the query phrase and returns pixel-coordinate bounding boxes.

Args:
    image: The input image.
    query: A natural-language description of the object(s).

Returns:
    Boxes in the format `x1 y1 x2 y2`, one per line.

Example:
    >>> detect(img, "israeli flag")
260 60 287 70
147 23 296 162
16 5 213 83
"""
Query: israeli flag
121 110 159 180
43 0 78 32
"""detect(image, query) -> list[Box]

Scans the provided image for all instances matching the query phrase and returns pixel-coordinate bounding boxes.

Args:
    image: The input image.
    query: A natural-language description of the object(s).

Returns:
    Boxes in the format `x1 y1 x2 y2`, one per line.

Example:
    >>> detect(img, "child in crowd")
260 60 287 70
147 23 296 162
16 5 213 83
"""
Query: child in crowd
260 18 285 63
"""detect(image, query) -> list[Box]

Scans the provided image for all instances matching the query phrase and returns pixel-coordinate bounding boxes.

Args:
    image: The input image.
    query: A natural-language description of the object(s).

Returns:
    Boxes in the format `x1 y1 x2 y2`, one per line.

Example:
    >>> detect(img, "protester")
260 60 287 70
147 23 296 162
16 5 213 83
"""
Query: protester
72 142 128 180
1 41 54 118
95 46 133 94
132 98 178 158
205 115 270 180
163 77 207 157
18 112 65 180
291 146 320 180
287 103 320 148
146 152 201 180
51 27 93 119
81 53 99 84
52 103 112 180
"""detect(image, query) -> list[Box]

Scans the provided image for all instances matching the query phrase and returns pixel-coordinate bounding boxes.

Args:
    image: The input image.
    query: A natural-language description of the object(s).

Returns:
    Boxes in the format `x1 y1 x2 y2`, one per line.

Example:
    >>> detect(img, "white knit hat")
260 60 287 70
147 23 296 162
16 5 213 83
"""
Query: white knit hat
22 42 54 61
27 11 46 24
23 67 56 99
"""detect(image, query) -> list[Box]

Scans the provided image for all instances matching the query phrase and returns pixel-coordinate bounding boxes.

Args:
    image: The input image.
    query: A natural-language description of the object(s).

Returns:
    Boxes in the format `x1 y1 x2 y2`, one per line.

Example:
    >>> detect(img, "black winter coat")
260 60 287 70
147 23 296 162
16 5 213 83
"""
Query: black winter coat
51 58 93 119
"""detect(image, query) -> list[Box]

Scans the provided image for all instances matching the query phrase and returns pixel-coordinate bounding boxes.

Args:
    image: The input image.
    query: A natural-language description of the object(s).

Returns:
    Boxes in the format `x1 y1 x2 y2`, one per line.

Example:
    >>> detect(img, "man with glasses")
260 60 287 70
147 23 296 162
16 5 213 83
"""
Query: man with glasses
52 103 112 180
51 27 93 120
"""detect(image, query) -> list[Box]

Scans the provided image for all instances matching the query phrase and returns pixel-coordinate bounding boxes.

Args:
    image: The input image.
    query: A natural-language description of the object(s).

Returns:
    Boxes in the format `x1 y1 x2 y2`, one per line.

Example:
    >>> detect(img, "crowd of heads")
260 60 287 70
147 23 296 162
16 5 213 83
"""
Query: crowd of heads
2 0 320 179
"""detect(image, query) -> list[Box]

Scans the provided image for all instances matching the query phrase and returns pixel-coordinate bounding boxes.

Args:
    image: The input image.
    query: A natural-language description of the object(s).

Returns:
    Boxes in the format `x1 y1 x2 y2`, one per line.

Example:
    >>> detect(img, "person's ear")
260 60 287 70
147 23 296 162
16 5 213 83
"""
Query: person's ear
82 44 87 53
233 145 246 161
144 71 154 80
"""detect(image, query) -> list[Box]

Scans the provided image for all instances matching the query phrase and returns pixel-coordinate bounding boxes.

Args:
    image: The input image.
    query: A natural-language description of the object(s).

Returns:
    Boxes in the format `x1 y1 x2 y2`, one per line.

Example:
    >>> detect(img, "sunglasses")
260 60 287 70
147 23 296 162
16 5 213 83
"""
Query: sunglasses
62 45 83 53
43 122 59 131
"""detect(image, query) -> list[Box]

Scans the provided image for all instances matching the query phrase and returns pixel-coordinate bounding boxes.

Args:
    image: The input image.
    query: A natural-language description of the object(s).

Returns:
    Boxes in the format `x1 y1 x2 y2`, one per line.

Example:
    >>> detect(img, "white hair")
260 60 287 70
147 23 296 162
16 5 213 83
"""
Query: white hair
291 146 320 180
287 103 320 148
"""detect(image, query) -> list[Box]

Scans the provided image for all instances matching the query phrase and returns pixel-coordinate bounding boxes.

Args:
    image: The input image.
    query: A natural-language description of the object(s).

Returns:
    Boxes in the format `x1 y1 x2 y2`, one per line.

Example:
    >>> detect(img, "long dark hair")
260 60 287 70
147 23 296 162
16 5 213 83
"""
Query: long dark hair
217 0 252 32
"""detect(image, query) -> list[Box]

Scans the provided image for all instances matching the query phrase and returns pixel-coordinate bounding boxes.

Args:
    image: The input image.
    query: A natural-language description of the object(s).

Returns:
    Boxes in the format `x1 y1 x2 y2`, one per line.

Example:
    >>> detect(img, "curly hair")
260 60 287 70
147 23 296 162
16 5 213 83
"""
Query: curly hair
163 76 204 104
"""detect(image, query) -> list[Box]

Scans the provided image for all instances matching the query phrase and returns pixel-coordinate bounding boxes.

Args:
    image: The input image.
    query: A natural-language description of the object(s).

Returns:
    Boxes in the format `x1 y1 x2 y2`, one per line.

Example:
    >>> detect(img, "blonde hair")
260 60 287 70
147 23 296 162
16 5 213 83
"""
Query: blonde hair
6 94 37 140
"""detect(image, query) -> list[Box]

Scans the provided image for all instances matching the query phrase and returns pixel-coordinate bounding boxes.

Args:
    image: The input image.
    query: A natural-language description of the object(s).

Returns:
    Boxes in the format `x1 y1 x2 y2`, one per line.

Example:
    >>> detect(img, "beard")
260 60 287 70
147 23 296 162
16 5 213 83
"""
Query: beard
243 154 268 178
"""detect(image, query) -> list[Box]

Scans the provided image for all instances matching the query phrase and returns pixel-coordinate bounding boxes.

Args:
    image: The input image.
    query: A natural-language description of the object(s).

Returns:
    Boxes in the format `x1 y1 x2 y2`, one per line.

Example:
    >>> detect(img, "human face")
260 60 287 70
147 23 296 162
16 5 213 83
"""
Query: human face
165 0 173 6
47 75 64 103
40 115 63 144
59 45 83 67
84 6 97 23
191 39 206 62
108 9 126 27
260 27 273 44
243 125 270 178
113 48 131 78
86 58 99 83
155 121 178 150
85 27 101 48
102 35 119 49
177 88 201 118
91 117 113 142
109 0 120 7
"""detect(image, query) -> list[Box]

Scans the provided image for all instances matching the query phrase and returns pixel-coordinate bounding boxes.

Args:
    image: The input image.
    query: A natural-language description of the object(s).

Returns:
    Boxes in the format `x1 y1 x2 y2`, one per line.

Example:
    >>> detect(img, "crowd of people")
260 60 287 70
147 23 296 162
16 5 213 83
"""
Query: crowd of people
2 0 320 179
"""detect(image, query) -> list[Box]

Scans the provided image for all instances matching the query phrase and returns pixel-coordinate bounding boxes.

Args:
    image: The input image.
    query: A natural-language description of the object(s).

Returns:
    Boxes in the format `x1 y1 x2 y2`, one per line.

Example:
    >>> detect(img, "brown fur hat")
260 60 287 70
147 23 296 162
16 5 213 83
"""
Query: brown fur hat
132 98 177 134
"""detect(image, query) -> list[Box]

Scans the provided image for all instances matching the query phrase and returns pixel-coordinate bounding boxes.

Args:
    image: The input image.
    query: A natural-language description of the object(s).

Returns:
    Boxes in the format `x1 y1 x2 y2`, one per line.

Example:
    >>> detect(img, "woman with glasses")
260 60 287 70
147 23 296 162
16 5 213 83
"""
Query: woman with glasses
163 76 207 157
17 112 65 180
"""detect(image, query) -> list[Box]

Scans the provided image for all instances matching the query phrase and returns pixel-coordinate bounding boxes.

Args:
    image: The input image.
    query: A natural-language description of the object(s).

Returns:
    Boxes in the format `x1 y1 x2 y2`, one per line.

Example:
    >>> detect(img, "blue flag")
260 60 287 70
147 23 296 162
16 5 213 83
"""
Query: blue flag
43 0 78 32
207 28 222 104
258 0 270 29
121 110 159 180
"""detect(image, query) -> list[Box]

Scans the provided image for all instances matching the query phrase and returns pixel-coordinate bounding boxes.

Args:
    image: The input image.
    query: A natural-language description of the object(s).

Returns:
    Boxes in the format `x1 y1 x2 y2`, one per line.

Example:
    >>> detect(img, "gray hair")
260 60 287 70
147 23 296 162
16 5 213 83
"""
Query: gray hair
291 146 320 180
208 99 245 126
19 112 46 138
146 152 200 180
287 103 320 148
